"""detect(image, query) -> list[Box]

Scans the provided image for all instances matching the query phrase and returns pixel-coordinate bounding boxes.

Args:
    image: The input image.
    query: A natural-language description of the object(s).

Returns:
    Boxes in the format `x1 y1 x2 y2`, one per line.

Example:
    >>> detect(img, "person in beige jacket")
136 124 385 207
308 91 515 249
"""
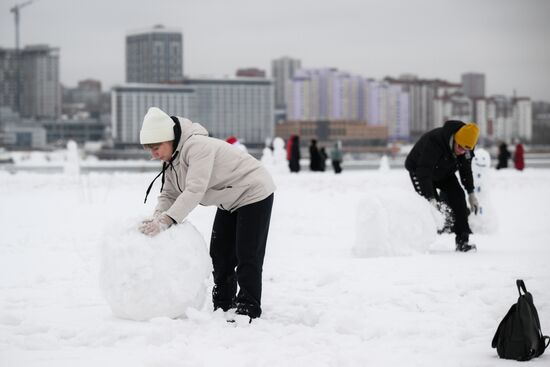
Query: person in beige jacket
138 107 276 320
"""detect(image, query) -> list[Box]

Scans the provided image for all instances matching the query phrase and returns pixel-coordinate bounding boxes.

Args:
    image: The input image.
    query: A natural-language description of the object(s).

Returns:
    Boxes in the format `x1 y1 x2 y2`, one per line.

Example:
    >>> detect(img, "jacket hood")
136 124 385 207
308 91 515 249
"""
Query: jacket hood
142 116 209 204
172 117 209 159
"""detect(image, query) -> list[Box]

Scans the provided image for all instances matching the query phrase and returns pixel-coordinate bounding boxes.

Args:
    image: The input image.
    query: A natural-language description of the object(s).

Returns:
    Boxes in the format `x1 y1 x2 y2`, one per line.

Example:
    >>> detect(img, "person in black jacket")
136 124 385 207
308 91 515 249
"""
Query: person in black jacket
405 120 480 252
288 135 301 173
309 139 322 171
496 142 511 169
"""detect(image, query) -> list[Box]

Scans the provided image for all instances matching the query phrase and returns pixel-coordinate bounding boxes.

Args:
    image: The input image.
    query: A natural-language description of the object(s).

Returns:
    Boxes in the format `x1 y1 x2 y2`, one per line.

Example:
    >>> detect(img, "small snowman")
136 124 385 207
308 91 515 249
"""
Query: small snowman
469 148 497 233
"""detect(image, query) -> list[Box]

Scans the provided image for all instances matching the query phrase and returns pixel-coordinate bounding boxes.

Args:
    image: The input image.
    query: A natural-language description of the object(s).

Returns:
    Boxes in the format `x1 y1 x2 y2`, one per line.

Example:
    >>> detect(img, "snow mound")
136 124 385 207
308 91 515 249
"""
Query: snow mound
100 220 211 321
353 189 440 257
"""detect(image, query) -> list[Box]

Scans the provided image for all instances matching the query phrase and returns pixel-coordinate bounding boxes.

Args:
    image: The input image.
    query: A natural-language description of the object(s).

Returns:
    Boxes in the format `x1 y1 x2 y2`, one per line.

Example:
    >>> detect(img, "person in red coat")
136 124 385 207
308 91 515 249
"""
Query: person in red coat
514 141 525 171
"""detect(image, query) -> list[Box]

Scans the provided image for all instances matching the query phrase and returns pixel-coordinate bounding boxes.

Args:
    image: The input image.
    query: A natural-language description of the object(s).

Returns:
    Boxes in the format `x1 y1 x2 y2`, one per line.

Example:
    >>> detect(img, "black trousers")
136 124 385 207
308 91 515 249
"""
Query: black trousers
409 172 471 238
209 194 274 318
332 160 342 174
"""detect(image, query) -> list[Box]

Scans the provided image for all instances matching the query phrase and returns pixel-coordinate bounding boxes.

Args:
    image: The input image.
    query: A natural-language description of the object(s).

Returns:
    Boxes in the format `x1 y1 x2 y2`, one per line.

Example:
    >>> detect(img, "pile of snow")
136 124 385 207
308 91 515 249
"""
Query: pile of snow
353 189 442 257
2 169 550 366
100 220 211 321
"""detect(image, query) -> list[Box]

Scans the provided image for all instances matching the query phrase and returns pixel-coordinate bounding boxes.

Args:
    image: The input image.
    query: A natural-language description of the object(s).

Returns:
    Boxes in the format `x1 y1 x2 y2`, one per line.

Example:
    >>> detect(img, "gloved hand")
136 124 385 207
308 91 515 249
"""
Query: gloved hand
139 213 174 236
468 193 479 215
140 210 163 225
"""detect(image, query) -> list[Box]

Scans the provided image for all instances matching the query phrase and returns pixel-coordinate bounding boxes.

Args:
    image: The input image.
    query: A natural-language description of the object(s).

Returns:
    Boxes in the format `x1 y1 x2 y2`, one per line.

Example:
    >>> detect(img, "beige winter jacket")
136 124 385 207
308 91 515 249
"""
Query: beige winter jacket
155 117 276 223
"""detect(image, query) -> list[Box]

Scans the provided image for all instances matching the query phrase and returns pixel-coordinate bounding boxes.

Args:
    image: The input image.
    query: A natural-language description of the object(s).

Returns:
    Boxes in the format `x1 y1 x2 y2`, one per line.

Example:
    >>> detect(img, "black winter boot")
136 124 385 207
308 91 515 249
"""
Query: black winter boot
455 233 477 252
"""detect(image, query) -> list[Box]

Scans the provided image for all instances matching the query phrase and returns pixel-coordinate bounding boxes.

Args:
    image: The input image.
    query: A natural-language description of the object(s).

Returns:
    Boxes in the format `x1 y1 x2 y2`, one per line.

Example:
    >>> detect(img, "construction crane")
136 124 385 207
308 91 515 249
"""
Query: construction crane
10 0 36 114
10 0 35 51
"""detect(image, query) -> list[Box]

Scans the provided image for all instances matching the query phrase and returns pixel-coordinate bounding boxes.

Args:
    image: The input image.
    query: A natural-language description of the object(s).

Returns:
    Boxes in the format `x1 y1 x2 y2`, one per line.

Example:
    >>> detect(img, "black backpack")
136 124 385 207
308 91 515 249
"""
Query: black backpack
492 279 550 361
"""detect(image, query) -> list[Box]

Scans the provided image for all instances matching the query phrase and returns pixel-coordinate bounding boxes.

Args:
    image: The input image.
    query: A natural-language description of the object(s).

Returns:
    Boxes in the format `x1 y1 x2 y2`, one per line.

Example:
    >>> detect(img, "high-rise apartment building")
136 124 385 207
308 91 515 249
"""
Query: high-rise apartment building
111 77 273 147
386 77 461 139
73 79 102 115
0 48 18 114
0 45 61 119
287 68 368 122
185 77 274 146
433 92 473 127
485 95 532 143
532 101 550 145
367 80 409 140
126 25 183 84
111 83 196 145
513 97 532 141
461 72 485 98
20 45 61 119
271 56 301 109
285 69 409 141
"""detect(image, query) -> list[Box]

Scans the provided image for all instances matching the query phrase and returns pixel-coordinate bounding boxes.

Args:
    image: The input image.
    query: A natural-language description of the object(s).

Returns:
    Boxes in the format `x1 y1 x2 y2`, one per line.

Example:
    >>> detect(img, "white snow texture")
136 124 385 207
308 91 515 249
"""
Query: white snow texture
354 189 440 257
100 220 211 321
2 168 549 366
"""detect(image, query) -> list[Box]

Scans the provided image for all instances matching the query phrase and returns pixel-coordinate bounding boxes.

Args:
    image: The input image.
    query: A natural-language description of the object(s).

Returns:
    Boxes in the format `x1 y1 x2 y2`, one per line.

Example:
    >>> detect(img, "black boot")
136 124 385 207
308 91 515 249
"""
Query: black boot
235 301 261 319
212 280 237 312
455 233 477 252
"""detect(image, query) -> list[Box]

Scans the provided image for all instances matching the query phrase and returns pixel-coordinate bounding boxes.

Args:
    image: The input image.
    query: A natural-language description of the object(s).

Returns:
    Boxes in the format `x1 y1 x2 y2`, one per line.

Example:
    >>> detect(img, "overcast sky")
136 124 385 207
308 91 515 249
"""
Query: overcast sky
1 0 549 101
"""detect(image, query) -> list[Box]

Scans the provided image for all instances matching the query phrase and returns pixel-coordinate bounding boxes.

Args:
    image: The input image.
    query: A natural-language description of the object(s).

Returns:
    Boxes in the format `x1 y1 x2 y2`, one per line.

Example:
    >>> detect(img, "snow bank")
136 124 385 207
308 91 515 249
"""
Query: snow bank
353 189 441 257
100 220 211 321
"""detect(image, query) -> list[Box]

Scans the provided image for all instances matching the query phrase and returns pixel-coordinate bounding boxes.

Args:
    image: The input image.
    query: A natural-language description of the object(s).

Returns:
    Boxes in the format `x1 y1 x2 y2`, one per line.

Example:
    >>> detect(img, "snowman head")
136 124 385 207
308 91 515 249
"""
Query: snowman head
273 137 285 151
473 148 491 169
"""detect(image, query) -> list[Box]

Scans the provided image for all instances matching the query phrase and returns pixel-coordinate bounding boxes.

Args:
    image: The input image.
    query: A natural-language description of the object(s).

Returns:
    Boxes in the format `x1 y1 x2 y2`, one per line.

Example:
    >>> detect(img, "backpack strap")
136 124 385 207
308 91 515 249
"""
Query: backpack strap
516 279 528 296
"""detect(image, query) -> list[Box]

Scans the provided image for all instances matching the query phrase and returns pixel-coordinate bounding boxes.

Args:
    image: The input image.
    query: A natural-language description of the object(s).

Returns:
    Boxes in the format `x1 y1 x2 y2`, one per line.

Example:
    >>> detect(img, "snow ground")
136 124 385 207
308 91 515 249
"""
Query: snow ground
1 167 549 366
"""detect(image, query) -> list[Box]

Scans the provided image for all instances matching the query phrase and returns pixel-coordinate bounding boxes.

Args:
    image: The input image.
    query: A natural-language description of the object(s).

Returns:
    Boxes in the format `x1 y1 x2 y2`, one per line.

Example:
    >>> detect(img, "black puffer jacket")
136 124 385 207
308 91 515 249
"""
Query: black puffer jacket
405 120 475 199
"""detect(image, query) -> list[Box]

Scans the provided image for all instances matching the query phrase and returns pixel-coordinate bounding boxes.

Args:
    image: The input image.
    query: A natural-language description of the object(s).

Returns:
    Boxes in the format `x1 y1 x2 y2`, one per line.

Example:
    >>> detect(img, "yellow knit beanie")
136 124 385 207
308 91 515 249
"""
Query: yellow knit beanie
454 123 480 150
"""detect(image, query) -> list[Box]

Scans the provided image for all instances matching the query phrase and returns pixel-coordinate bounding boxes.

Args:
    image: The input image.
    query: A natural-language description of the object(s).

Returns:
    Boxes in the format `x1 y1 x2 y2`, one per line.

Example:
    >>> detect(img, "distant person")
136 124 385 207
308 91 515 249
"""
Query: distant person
496 142 511 170
405 120 480 252
514 141 525 171
319 147 328 172
287 135 301 173
226 135 248 153
330 141 343 174
309 139 322 172
138 107 275 320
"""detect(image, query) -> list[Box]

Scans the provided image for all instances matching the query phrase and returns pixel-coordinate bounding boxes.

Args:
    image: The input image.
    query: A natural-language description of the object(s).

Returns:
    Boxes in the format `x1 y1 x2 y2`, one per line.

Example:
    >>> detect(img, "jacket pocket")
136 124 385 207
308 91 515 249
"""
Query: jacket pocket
200 185 250 210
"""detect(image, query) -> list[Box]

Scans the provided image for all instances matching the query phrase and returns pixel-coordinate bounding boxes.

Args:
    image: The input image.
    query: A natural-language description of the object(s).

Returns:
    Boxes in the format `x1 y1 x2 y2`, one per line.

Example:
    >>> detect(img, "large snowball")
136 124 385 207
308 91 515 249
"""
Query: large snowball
353 189 440 257
100 220 211 321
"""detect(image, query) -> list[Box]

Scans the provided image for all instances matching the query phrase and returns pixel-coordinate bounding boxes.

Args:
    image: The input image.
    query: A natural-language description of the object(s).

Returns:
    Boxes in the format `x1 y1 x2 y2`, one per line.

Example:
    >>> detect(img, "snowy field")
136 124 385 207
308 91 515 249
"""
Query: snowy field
1 166 549 366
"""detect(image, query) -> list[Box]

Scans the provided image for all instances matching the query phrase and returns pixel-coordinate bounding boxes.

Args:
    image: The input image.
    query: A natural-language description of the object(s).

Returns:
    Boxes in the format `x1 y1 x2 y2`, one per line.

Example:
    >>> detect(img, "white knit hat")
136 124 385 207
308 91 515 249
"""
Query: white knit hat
139 107 175 144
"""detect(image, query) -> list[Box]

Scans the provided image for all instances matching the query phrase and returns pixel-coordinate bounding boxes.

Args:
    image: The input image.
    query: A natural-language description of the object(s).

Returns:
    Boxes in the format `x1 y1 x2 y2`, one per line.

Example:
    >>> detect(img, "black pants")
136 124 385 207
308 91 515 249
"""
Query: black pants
409 172 471 238
209 194 273 318
332 160 342 174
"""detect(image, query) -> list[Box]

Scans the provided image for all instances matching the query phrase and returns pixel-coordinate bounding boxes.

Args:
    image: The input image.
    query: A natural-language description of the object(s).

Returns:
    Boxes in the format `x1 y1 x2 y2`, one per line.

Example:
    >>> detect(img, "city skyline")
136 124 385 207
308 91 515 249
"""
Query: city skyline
1 0 549 101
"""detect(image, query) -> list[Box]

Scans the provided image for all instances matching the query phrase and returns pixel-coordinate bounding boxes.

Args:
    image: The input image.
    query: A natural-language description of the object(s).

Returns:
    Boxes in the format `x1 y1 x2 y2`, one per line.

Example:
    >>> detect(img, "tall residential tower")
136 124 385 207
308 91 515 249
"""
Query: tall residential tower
126 25 183 84
1 45 61 119
271 56 301 110
461 72 485 98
